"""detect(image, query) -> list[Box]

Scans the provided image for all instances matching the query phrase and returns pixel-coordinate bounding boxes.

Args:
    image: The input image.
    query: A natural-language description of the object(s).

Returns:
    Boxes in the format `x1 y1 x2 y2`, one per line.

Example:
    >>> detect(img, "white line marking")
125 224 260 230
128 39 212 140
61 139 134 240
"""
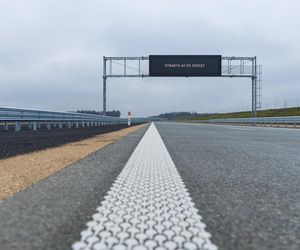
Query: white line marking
73 123 217 250
225 126 257 131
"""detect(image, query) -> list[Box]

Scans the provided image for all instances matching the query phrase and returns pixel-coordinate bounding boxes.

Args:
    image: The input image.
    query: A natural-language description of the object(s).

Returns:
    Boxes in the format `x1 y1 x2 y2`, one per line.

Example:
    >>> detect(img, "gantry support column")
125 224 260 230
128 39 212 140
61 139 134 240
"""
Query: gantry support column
252 56 257 117
103 56 107 116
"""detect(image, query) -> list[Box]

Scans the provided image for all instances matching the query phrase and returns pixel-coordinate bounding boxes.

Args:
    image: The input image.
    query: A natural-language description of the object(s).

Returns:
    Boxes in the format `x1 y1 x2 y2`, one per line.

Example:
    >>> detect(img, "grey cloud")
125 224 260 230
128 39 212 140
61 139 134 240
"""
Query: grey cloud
0 0 300 116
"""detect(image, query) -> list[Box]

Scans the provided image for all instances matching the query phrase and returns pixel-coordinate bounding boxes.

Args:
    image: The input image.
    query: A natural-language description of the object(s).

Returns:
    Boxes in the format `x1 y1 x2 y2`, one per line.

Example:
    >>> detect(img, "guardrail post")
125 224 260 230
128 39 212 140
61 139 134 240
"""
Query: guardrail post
76 121 79 128
15 122 21 132
82 121 85 127
294 122 296 128
32 121 37 131
4 122 8 132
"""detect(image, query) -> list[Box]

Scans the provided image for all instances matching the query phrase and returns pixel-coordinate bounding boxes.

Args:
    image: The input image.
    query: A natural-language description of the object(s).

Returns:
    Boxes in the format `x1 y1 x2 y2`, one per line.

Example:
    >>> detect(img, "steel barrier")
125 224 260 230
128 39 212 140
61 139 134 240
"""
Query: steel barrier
0 107 149 132
195 116 300 128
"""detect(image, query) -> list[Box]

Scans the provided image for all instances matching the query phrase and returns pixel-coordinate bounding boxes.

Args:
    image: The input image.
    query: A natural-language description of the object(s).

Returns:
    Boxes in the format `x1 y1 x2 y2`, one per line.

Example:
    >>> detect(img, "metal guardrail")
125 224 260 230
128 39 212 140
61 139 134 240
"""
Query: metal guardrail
0 107 149 132
196 116 300 127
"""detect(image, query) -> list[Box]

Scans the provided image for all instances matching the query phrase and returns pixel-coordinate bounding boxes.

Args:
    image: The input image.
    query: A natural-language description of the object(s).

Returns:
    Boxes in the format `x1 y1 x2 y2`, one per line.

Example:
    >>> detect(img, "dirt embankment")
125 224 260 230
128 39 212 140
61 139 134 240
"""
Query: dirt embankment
0 124 137 159
0 124 146 200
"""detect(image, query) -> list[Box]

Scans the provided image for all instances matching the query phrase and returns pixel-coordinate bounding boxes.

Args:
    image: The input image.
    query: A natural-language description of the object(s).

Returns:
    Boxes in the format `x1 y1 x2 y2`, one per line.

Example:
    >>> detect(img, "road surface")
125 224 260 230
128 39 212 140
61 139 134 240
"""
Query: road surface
0 122 299 249
156 122 300 250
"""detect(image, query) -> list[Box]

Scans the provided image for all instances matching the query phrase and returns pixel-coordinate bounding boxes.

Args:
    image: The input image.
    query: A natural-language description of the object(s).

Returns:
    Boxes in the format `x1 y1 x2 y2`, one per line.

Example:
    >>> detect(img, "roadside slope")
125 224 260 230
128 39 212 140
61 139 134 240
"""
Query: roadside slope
0 124 146 200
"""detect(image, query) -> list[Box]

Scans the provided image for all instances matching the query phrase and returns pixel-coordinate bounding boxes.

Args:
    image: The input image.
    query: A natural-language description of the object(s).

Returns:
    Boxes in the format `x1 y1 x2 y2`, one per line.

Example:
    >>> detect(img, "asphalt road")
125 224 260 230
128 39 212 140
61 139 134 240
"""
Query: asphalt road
0 125 149 250
155 122 300 250
1 122 299 250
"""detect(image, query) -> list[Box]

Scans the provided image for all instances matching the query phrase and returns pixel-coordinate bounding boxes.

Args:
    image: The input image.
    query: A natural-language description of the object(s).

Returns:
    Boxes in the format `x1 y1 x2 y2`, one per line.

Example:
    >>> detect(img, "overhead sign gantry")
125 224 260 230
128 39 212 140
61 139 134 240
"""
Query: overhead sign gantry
149 55 222 77
102 55 262 117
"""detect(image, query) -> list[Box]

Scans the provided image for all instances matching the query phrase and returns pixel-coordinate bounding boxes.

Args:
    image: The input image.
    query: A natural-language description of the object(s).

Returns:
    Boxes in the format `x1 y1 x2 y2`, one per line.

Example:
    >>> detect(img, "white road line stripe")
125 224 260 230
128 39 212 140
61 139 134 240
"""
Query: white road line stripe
225 126 257 131
73 123 217 250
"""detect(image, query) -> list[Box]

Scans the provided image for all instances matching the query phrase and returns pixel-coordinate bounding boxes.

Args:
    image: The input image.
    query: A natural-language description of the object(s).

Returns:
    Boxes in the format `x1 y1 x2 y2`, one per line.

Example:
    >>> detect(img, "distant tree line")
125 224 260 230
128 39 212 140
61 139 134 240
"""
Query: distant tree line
77 110 121 117
150 111 211 120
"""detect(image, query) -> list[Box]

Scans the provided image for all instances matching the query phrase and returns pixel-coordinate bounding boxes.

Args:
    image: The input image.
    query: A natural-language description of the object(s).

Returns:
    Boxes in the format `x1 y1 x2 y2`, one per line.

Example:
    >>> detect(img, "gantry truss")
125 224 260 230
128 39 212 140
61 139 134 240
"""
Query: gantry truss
103 56 262 117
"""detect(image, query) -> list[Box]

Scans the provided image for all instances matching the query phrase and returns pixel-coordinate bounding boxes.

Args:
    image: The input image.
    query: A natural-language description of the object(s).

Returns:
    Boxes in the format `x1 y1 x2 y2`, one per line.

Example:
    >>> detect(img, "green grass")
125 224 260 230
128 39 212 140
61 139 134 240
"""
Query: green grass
182 107 300 121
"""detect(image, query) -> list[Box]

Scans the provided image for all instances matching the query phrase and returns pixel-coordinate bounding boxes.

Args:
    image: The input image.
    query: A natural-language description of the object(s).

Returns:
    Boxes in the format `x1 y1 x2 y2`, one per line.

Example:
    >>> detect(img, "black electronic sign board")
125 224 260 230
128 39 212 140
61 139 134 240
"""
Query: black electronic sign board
149 55 222 77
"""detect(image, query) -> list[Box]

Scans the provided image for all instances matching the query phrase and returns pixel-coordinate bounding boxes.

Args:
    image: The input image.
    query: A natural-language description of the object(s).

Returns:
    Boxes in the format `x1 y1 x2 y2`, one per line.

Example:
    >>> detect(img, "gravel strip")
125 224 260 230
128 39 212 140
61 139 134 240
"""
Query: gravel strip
0 124 146 200
0 124 141 159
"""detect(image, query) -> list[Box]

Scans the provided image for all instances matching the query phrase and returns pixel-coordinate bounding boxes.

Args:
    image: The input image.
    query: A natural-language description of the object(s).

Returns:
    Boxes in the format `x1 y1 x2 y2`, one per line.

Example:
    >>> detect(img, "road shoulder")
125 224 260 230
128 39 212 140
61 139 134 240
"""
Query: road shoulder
0 124 148 250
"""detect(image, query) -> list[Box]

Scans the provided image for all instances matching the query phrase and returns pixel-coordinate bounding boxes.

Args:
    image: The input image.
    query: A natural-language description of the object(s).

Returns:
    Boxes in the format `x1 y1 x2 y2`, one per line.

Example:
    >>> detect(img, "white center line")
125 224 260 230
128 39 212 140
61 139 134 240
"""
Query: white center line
225 126 257 131
73 123 217 250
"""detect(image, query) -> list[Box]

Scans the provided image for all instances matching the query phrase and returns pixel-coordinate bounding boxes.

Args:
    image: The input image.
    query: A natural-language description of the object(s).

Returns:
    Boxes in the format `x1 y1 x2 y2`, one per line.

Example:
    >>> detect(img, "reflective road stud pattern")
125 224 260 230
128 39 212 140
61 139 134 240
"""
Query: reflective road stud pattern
73 123 217 250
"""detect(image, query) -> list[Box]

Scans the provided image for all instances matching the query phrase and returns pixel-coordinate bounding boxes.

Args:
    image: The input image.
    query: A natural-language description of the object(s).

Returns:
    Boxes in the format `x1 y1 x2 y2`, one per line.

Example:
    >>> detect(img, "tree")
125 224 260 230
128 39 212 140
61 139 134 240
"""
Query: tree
77 110 121 117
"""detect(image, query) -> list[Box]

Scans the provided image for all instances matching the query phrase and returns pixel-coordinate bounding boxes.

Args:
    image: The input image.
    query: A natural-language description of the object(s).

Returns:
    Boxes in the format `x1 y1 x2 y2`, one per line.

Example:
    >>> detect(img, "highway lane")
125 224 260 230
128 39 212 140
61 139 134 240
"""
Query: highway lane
0 125 149 250
1 122 299 250
155 122 300 250
73 123 217 250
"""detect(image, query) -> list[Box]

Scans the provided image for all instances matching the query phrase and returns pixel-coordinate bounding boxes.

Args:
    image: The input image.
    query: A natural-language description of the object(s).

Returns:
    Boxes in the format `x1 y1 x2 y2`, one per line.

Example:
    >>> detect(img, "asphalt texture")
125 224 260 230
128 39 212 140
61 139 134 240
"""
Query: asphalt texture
1 122 299 250
0 124 149 250
155 122 300 250
0 124 138 159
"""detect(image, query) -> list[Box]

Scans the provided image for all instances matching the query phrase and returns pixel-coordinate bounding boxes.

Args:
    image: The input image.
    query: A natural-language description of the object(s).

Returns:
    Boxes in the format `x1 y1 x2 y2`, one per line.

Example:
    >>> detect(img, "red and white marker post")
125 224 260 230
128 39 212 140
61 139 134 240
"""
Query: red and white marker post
128 111 131 126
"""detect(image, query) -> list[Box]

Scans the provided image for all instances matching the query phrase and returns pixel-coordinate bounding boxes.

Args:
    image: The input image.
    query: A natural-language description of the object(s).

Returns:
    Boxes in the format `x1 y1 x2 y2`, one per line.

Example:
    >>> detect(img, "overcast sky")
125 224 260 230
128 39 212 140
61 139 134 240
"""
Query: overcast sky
0 0 299 117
